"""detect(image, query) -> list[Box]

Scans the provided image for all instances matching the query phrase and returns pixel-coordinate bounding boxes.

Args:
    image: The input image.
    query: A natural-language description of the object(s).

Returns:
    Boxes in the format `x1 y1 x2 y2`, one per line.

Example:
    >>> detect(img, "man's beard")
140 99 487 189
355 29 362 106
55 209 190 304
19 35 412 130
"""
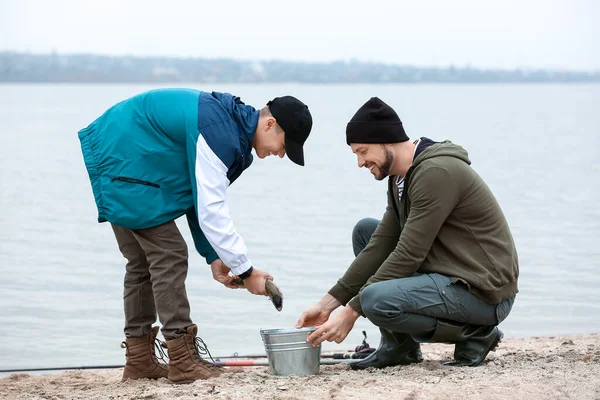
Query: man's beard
375 147 394 180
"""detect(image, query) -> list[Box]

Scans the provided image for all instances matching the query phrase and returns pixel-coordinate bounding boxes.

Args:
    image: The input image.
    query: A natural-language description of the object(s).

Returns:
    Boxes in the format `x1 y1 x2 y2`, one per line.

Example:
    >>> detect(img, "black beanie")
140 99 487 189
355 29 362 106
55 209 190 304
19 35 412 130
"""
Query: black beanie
346 97 409 145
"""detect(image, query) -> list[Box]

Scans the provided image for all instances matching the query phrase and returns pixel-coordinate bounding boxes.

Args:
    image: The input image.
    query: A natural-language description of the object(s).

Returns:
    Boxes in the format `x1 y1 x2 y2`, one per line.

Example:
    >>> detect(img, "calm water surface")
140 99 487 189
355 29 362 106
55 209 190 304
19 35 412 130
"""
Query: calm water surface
0 83 598 370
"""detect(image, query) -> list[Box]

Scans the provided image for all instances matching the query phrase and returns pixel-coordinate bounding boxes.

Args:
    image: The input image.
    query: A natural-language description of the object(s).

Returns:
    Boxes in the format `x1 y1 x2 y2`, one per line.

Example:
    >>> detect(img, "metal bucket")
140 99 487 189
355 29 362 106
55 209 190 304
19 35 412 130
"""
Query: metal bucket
260 327 321 376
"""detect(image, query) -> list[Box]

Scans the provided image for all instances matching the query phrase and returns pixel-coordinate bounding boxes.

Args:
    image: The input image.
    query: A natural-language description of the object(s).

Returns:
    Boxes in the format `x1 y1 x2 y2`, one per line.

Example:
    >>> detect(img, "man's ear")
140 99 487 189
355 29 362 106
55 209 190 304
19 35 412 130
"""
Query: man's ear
265 117 277 131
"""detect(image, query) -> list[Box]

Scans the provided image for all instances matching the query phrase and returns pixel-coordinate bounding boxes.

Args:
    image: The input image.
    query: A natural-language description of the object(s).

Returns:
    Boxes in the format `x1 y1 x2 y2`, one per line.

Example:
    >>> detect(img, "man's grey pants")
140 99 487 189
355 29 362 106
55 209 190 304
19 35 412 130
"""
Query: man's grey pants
112 221 193 340
353 218 514 338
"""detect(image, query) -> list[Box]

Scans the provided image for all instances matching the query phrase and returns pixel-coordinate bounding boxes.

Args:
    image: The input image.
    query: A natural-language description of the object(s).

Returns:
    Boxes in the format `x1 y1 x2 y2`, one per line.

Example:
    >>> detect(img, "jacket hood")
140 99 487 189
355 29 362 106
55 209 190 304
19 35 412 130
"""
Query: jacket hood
413 140 471 168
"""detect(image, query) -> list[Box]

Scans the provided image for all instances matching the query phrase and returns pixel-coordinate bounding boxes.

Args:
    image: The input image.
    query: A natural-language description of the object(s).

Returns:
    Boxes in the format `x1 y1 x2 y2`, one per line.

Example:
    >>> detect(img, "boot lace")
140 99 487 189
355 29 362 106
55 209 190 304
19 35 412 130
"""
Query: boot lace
194 336 217 366
154 338 169 365
120 339 169 367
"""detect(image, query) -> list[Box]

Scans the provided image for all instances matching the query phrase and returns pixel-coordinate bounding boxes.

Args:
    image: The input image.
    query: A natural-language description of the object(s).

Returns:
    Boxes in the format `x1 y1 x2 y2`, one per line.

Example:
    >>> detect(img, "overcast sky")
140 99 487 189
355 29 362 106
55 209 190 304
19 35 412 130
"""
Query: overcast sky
1 0 597 70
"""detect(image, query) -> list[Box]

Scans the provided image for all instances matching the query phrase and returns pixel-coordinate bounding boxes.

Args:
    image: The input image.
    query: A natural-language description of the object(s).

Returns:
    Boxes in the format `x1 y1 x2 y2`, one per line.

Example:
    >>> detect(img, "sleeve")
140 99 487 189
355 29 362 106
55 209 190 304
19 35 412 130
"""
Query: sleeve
185 208 219 264
191 133 252 276
328 180 401 306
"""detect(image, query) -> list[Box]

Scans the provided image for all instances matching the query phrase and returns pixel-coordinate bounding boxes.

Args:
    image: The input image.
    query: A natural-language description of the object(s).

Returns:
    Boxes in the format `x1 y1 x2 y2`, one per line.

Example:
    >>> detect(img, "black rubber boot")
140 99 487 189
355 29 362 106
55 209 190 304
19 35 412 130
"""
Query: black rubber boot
425 320 503 367
350 328 423 370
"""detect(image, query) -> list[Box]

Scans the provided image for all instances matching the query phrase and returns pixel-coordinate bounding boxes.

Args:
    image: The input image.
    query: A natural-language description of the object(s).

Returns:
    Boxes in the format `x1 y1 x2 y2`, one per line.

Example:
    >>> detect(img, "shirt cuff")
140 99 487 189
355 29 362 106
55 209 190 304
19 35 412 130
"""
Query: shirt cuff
229 259 253 276
347 296 365 317
327 281 355 306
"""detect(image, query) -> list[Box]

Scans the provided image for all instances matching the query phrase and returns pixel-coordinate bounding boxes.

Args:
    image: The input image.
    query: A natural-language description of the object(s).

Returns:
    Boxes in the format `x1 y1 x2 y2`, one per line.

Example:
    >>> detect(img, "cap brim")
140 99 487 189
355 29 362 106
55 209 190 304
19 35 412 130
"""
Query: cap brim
285 137 305 166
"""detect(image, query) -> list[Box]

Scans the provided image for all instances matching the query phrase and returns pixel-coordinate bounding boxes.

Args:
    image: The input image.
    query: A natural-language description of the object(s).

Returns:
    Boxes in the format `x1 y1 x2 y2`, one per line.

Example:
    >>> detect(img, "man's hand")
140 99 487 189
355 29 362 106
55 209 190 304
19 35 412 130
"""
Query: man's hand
210 259 238 289
243 268 274 296
295 303 331 328
306 305 361 347
295 294 342 328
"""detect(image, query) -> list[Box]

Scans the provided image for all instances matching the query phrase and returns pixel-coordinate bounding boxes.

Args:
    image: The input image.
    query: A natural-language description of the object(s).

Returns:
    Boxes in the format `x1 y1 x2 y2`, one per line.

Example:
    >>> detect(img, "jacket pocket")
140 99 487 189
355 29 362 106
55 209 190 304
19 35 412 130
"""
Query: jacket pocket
110 176 161 188
103 175 165 229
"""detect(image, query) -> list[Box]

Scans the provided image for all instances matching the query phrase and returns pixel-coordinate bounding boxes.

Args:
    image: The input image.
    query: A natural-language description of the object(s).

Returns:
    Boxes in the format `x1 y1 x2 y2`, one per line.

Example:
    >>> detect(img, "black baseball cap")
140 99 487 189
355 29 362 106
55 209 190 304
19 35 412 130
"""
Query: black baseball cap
267 96 313 166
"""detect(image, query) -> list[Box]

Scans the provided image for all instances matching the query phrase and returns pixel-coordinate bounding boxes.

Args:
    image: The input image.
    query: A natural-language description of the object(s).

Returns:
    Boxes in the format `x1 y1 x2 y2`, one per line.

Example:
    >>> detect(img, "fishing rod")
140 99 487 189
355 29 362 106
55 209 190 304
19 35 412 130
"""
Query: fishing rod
0 332 375 374
213 359 349 367
0 350 375 373
0 365 125 373
0 359 353 373
214 349 374 360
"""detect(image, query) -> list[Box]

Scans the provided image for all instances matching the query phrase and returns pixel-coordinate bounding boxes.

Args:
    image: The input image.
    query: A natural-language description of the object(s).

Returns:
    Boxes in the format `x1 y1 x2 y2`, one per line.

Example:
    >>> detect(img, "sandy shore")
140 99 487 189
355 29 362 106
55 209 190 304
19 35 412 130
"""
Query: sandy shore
1 334 598 400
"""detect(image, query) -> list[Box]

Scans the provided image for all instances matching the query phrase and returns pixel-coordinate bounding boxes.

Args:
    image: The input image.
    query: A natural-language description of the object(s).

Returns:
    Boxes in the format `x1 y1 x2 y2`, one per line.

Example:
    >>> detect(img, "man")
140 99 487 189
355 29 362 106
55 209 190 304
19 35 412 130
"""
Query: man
78 89 312 382
296 97 517 369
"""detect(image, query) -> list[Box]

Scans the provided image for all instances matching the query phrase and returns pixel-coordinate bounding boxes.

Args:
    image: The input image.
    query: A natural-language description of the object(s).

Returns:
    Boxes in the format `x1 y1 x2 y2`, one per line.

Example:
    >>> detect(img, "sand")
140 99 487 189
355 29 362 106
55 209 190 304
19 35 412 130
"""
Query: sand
1 334 599 400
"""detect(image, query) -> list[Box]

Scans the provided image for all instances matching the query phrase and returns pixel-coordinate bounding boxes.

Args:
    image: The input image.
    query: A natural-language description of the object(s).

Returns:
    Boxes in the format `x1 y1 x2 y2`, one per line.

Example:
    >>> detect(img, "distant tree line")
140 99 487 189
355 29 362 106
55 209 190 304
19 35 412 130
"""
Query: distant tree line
1 52 598 83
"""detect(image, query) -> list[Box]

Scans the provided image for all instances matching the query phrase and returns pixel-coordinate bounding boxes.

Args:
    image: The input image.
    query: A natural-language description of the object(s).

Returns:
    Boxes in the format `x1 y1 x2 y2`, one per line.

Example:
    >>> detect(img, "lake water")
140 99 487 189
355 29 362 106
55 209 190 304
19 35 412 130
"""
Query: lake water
0 83 598 371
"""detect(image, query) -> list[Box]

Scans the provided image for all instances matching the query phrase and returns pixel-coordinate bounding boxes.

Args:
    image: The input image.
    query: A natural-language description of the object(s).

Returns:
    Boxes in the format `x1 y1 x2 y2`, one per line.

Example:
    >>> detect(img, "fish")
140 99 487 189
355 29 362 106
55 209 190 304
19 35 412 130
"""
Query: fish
232 278 283 312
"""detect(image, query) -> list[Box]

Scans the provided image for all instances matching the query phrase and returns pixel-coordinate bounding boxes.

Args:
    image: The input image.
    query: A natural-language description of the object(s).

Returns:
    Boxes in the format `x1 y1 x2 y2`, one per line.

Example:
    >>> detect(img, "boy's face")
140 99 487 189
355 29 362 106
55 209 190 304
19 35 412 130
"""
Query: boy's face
254 117 286 160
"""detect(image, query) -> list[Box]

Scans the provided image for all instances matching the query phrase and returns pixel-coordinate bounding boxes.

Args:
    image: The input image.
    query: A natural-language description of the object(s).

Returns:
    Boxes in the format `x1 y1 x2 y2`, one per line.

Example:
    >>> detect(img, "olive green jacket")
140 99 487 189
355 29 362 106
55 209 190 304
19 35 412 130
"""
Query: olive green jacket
329 141 519 315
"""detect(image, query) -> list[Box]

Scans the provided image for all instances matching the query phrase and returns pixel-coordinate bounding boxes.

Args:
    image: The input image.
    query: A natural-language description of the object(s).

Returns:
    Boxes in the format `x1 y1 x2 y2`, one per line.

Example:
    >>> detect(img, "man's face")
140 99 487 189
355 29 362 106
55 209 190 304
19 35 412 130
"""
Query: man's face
351 143 394 181
255 118 286 159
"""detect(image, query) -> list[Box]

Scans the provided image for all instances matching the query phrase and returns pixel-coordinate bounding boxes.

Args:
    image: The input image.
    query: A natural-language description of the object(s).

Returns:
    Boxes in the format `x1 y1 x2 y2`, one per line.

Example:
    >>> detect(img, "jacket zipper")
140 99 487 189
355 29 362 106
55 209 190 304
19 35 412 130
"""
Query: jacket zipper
402 167 415 220
110 176 160 188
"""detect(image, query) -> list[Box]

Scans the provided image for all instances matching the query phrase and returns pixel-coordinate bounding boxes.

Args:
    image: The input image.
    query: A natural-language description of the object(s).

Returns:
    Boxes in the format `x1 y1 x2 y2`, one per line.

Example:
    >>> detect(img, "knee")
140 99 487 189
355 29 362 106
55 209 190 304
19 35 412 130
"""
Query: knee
360 283 400 326
352 218 378 256
124 252 150 273
124 270 151 285
160 237 189 261
360 284 378 319
352 218 376 240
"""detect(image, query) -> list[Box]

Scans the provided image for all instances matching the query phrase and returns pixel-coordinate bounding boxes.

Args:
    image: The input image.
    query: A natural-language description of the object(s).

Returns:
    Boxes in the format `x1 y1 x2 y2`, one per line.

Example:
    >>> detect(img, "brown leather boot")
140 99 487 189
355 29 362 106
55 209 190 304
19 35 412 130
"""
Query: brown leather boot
121 326 169 381
165 325 222 383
